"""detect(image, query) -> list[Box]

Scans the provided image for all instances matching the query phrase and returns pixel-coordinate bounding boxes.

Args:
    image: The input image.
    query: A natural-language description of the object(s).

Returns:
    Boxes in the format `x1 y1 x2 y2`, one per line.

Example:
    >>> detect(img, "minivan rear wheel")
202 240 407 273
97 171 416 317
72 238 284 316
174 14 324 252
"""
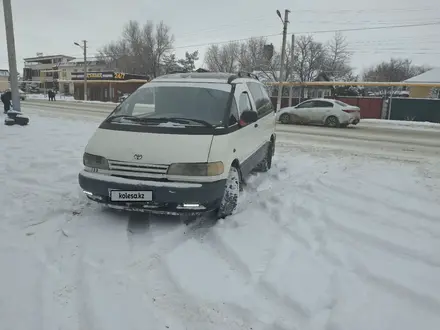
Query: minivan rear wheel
217 166 240 219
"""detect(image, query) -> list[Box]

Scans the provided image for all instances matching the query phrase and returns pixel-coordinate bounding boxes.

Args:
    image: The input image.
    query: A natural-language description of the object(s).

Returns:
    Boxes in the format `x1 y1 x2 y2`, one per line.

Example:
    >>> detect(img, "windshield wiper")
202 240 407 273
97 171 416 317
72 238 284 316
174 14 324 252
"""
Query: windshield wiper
106 115 141 122
161 117 214 128
106 115 214 128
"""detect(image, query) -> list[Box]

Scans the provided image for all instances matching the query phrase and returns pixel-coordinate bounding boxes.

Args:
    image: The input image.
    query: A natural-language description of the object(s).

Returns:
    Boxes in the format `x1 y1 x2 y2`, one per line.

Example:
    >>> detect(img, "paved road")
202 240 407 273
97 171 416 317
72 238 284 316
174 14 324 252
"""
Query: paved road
20 99 440 162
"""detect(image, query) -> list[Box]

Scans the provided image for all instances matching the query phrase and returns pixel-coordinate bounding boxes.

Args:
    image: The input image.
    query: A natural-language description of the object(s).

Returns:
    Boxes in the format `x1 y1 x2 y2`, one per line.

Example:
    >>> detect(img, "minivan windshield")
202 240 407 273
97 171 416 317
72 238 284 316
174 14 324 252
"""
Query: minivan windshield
108 84 231 127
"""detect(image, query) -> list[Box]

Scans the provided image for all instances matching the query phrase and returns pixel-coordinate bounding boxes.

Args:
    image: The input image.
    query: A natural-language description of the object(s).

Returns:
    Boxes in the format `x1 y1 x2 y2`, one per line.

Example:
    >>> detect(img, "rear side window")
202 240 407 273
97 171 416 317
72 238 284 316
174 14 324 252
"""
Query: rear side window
246 82 273 118
297 101 315 108
315 101 334 108
334 100 349 107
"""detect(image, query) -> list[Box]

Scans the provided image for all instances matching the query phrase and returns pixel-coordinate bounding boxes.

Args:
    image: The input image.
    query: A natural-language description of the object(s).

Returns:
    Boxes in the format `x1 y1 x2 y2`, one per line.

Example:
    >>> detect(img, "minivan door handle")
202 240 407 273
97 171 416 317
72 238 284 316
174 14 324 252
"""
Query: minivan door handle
254 123 258 128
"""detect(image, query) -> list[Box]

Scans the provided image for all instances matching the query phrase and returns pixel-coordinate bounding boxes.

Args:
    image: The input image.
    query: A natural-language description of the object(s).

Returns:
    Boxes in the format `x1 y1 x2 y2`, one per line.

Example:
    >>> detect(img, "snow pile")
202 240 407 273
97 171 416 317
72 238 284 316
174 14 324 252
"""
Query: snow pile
1 112 440 330
25 93 75 101
362 118 440 130
25 93 118 105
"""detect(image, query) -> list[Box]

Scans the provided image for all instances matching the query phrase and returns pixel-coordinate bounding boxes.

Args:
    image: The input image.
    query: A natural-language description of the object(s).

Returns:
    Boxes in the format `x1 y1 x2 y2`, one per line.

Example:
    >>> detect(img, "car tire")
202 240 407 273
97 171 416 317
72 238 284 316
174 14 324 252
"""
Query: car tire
256 142 273 172
217 166 240 219
15 115 29 126
280 113 290 124
325 116 340 128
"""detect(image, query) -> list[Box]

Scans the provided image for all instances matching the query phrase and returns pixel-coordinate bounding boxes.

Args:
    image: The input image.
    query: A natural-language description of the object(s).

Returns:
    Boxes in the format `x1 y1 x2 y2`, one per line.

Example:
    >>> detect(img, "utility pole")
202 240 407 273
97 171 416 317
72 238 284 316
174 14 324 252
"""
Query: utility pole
276 9 290 111
3 0 21 111
74 40 88 101
83 40 88 101
288 34 295 107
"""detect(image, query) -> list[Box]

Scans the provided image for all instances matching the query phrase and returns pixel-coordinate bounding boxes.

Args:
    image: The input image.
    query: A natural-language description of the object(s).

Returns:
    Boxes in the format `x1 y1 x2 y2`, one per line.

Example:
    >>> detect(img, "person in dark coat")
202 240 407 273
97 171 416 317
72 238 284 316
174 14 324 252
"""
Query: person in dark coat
1 90 12 113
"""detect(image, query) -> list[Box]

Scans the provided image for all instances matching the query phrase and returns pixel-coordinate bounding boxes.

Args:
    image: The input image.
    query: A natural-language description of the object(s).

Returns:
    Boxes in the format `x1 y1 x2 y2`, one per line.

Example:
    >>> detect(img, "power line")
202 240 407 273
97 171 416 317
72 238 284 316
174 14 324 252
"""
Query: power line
54 21 440 60
174 21 440 49
293 21 440 35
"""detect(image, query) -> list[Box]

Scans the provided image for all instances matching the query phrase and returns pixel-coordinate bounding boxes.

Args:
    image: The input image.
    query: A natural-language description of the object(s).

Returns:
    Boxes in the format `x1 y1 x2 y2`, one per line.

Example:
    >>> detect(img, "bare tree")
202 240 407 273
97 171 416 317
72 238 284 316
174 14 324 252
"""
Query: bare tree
363 58 432 82
237 37 267 71
204 42 240 72
98 20 174 77
293 35 327 82
323 32 353 81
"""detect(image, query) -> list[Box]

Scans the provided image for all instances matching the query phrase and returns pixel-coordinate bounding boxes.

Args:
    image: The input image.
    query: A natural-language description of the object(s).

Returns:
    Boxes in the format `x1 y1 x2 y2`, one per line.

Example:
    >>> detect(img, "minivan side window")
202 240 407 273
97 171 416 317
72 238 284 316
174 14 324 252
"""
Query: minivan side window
246 82 273 118
259 84 275 114
229 98 239 126
239 92 253 113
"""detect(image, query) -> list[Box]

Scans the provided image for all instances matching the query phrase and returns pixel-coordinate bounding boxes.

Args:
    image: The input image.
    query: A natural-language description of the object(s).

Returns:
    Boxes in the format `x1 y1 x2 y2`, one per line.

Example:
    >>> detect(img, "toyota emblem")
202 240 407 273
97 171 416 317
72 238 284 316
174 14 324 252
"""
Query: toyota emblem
133 154 143 160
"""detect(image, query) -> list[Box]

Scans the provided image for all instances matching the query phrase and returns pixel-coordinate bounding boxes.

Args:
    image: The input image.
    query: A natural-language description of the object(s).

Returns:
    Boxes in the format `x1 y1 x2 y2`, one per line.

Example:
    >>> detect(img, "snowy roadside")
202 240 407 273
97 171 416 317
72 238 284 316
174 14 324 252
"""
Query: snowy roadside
361 118 440 131
25 93 118 105
2 113 440 330
22 95 440 130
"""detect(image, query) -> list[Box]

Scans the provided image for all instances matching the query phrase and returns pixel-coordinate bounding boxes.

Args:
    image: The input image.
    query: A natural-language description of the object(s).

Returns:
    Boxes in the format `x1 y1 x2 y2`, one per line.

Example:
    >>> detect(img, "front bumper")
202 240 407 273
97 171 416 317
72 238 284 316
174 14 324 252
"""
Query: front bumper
78 171 226 214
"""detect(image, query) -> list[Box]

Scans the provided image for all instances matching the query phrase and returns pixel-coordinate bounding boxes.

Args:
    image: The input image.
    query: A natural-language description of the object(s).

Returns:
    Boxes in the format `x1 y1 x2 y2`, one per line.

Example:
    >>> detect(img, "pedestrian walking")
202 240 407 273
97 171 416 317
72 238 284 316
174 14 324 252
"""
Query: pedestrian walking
1 89 12 113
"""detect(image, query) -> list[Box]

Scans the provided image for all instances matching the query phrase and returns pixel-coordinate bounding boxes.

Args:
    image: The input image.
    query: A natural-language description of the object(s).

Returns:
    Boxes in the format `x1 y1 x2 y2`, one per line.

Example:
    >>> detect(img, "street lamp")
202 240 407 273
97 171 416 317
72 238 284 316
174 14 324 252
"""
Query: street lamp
276 9 290 112
74 40 88 101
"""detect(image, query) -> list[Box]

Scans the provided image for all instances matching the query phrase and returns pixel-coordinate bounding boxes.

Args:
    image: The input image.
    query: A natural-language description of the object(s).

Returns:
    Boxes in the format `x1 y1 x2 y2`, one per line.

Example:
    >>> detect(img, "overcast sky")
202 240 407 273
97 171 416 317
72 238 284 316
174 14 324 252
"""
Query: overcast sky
1 0 439 76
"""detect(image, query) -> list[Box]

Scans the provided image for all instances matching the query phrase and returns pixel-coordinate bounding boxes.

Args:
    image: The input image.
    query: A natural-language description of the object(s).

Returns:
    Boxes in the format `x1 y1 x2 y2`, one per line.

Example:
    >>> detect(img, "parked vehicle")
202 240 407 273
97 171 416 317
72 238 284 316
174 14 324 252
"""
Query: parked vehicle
19 90 26 100
276 98 360 128
118 93 130 103
78 71 277 218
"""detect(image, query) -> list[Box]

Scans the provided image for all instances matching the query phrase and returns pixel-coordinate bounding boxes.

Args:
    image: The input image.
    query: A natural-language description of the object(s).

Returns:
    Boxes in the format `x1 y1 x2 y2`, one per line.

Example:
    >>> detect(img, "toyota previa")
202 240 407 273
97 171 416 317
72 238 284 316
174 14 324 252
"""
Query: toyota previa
78 71 277 218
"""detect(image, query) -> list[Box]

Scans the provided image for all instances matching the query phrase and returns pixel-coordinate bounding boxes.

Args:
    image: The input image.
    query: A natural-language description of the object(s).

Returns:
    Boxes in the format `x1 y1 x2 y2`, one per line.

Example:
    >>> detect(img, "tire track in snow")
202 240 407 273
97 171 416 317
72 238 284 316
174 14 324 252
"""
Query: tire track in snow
321 203 440 267
202 231 308 327
293 163 440 263
316 176 439 224
309 183 440 239
310 180 440 267
325 232 440 316
136 231 265 329
198 180 322 327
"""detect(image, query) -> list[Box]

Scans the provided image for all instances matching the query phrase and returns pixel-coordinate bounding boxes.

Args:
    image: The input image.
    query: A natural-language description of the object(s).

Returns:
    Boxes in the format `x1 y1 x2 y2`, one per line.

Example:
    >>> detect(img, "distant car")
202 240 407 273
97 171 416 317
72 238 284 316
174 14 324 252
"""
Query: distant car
19 90 26 101
276 98 360 128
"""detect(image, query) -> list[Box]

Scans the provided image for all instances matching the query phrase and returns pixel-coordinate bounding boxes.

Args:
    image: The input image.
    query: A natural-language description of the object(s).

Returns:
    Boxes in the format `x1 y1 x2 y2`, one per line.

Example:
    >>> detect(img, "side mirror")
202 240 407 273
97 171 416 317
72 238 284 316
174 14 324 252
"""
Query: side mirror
239 110 258 126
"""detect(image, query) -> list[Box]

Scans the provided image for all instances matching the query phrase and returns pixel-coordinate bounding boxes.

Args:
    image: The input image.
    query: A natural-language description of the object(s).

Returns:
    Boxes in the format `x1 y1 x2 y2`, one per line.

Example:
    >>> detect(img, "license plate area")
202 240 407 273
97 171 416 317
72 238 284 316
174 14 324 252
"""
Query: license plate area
110 190 153 202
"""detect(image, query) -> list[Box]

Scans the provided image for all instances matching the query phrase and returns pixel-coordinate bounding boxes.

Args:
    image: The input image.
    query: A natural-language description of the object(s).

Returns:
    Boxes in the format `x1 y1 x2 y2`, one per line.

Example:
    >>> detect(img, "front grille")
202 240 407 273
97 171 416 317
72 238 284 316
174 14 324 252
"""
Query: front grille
108 160 169 179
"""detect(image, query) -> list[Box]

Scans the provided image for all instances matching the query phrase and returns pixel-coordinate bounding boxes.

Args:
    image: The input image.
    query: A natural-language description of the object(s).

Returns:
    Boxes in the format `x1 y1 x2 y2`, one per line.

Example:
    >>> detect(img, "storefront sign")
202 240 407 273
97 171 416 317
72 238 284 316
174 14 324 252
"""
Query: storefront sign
71 71 148 81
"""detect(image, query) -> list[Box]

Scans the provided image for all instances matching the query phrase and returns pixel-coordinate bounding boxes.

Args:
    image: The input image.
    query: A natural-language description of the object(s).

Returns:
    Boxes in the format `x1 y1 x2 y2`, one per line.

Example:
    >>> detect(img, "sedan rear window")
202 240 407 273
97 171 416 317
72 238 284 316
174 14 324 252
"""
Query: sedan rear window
334 100 350 107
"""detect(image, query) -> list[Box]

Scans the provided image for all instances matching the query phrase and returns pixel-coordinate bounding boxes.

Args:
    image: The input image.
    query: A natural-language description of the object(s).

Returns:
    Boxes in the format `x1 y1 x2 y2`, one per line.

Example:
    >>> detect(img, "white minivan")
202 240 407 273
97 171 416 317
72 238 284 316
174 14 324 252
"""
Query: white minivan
79 72 277 218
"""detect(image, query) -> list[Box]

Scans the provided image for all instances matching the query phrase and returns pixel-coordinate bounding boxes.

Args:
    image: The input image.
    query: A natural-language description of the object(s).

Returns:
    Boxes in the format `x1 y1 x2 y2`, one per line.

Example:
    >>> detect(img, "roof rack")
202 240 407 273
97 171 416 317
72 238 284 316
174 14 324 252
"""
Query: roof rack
227 75 238 84
237 71 260 81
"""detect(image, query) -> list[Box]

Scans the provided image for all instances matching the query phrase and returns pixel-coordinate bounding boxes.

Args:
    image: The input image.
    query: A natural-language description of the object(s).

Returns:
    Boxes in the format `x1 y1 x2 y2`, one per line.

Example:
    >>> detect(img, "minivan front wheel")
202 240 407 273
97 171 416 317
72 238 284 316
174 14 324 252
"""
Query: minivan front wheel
217 166 240 219
257 142 273 172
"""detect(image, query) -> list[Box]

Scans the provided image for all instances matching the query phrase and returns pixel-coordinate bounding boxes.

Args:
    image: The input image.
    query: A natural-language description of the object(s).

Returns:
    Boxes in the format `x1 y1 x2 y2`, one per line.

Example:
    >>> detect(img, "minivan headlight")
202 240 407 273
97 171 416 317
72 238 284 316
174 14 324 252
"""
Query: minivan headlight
167 162 224 176
83 152 109 170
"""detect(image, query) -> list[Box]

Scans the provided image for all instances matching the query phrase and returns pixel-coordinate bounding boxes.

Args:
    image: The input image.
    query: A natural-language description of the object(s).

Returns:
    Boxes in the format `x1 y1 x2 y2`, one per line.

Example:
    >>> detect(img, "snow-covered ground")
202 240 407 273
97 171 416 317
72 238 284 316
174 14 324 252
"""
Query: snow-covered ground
25 93 75 101
25 93 118 105
2 113 440 330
